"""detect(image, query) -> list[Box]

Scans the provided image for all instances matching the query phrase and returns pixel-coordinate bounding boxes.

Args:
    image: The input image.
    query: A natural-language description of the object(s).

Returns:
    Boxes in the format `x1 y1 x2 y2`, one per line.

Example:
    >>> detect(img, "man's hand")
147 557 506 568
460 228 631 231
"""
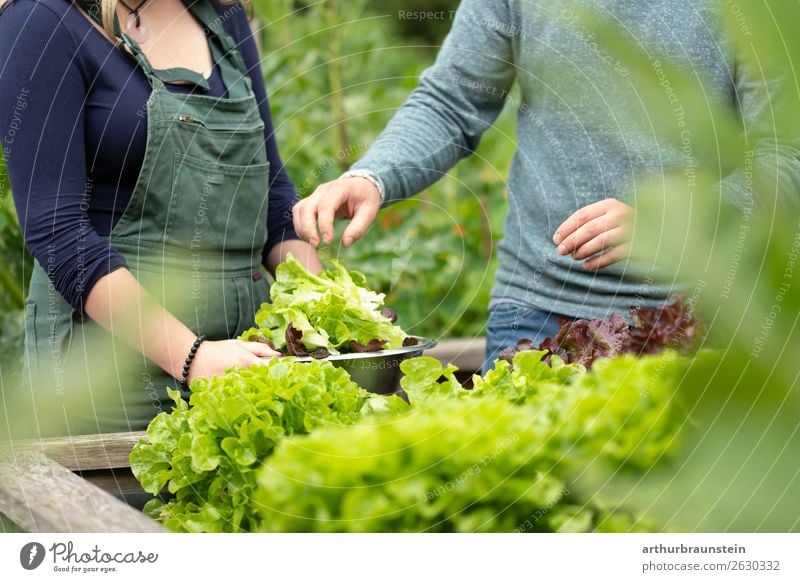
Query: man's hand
293 177 381 248
552 198 633 270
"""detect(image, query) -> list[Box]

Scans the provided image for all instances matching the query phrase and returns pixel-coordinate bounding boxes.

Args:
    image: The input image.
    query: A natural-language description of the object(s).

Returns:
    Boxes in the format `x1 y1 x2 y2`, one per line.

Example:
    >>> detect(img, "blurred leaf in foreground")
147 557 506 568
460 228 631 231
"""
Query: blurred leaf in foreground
574 0 800 531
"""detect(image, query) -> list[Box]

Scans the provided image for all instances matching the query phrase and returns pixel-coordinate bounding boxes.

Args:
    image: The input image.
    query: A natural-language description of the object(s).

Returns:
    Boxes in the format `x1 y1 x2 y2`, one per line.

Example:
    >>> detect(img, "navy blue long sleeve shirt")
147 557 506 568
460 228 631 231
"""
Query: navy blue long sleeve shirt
0 0 299 310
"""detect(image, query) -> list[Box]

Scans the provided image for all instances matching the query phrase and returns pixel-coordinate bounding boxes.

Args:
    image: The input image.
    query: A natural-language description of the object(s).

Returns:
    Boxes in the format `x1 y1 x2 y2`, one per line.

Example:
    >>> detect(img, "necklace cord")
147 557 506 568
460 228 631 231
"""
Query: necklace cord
119 0 154 28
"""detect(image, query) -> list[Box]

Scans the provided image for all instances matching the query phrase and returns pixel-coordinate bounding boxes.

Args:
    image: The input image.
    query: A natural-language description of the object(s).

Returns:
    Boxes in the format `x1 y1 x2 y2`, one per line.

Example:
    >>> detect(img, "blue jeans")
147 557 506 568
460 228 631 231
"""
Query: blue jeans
483 302 563 374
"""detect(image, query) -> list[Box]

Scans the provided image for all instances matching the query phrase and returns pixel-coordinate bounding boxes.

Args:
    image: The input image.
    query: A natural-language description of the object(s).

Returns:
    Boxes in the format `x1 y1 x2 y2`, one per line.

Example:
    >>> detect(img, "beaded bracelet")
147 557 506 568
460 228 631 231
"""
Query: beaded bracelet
180 335 206 388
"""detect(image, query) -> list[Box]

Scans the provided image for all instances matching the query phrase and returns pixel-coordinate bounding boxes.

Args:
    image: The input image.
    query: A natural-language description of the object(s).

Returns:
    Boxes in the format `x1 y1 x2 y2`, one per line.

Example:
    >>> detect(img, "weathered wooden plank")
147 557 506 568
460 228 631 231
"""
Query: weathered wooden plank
13 431 145 472
426 337 487 373
0 451 165 533
81 468 147 496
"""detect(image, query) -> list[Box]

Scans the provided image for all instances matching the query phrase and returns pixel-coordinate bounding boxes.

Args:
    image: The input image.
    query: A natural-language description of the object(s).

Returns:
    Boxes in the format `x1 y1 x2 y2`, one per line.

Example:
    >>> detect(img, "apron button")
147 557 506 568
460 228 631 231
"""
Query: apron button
252 271 263 282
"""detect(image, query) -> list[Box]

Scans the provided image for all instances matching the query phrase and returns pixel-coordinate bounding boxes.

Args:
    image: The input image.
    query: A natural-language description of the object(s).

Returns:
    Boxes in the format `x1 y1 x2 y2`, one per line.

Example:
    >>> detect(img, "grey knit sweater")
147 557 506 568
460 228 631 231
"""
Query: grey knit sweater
352 0 799 320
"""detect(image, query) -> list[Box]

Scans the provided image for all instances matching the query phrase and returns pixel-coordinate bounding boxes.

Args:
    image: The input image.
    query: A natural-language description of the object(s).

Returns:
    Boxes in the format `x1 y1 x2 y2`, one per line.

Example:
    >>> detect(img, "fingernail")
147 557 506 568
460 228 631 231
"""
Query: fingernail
558 244 567 255
553 234 562 244
343 236 353 247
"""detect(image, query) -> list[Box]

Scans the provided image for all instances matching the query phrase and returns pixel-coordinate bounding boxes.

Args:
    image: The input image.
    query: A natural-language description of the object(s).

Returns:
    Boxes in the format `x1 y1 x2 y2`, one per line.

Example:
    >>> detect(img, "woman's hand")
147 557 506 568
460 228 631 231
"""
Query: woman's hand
186 339 280 384
552 198 634 270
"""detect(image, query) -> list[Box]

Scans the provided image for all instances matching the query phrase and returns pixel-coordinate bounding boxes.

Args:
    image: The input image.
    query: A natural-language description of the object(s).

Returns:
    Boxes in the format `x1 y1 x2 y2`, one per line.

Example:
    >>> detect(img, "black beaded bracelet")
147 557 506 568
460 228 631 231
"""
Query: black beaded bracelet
180 335 206 388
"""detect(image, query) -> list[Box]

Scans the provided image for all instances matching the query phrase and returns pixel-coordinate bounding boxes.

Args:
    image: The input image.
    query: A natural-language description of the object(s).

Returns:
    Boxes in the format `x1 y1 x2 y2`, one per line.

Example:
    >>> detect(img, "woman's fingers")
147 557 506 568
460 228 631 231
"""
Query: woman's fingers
240 353 271 368
186 340 277 384
238 339 280 358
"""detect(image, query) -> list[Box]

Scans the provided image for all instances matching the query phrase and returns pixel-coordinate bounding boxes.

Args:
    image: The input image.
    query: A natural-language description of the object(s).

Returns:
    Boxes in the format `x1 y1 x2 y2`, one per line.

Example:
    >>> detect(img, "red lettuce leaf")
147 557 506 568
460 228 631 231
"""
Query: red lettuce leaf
381 308 399 323
539 314 631 367
629 294 702 355
498 295 702 369
350 339 388 353
285 324 309 357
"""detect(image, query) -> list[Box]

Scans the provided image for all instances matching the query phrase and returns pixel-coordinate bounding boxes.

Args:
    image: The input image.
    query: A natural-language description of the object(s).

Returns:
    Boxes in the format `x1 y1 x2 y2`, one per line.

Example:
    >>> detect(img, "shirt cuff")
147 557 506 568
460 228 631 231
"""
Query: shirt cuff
339 169 386 203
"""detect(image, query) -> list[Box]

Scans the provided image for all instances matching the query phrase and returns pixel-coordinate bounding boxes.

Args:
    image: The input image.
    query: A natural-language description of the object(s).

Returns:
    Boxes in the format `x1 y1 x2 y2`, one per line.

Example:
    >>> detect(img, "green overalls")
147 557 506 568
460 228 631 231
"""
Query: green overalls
22 0 271 435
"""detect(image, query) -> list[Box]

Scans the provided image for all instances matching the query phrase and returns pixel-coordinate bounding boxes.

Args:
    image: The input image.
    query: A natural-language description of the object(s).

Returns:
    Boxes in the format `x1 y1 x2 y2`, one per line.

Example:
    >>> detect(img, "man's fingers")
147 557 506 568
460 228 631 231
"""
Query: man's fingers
557 216 615 255
571 227 625 260
294 197 321 247
553 199 610 244
317 189 345 245
293 184 354 246
342 199 379 247
294 177 382 248
582 243 630 270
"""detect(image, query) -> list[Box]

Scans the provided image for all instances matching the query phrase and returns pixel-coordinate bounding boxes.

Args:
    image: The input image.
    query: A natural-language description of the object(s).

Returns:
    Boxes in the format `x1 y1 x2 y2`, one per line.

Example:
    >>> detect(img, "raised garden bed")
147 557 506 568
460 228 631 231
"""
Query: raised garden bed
0 338 485 533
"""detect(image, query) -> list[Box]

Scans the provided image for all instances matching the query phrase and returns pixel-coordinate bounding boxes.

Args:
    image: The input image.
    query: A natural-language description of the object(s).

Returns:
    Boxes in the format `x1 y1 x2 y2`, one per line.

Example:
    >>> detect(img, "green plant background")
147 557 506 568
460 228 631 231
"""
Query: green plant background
0 155 29 383
255 0 510 339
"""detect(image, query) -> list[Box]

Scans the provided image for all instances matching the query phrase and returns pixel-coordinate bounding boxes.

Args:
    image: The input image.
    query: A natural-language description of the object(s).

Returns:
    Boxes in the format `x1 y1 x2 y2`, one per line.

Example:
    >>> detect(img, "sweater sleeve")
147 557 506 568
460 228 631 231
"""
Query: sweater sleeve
350 0 516 203
222 1 300 262
718 42 800 211
0 0 127 311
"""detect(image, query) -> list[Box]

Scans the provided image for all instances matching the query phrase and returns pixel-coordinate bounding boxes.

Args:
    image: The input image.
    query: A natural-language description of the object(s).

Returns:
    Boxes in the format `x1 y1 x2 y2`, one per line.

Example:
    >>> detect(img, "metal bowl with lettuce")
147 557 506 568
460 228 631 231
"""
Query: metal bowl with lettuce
241 255 436 394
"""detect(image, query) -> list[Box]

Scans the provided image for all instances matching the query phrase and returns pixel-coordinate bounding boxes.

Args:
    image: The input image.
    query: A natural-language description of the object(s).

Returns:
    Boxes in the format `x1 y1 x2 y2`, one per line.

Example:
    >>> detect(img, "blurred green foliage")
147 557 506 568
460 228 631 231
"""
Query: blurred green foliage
0 153 29 382
559 0 800 531
364 0 459 44
255 0 511 339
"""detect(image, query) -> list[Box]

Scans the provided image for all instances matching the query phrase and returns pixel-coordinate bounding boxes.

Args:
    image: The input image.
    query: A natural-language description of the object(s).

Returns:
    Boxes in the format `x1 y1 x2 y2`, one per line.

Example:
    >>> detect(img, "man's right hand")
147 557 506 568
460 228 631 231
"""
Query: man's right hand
293 177 381 248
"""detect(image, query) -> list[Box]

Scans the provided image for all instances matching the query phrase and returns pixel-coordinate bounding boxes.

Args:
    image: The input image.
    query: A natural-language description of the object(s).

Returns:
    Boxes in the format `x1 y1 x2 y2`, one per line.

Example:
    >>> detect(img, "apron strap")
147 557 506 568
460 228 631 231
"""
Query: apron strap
119 34 169 90
184 0 254 98
124 34 213 92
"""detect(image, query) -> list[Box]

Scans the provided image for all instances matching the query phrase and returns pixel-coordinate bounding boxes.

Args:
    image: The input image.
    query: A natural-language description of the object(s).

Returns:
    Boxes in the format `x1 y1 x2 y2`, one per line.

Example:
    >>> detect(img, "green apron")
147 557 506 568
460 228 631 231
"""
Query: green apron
22 0 271 435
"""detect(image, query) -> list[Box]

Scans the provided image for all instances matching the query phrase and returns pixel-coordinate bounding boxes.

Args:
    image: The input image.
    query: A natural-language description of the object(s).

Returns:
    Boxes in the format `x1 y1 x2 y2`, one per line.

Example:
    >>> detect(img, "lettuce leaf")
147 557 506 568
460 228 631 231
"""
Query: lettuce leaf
254 350 686 532
130 358 407 532
240 254 407 355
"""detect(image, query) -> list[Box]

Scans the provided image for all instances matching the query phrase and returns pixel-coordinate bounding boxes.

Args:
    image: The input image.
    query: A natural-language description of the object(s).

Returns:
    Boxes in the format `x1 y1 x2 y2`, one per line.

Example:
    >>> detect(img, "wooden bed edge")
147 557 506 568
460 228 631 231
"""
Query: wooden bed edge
0 450 165 533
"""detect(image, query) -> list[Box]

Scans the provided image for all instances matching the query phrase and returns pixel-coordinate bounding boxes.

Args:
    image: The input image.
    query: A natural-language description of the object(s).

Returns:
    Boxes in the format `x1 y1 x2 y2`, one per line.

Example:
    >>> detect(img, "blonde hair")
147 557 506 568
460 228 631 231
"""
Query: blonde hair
99 0 118 36
97 0 250 38
0 0 250 37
